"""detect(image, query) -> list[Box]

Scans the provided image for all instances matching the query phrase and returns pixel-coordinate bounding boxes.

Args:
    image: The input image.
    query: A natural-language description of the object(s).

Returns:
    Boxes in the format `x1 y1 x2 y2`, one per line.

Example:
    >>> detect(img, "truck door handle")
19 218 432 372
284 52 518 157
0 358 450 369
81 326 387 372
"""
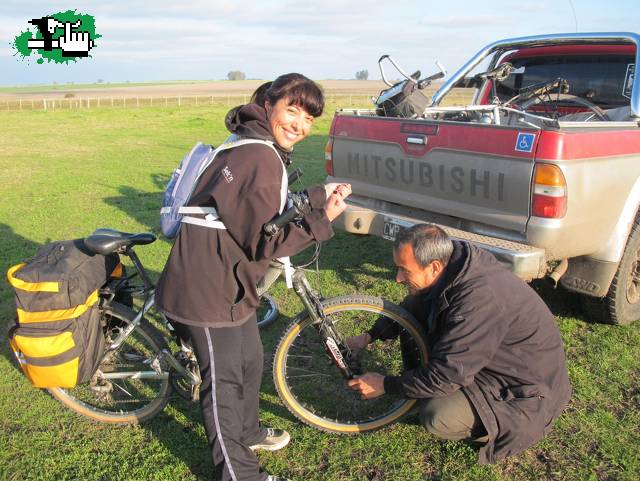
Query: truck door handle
406 136 426 145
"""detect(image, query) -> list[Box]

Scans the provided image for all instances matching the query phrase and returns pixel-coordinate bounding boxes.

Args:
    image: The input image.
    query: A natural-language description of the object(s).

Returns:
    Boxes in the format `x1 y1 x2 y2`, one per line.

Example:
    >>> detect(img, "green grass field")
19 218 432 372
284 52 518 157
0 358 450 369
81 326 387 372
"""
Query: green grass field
0 103 638 481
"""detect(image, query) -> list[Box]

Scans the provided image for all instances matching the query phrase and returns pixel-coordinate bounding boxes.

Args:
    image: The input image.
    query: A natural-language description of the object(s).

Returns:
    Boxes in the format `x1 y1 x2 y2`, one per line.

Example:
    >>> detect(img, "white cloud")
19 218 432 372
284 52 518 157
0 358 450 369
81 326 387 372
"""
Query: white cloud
2 0 638 85
419 14 515 28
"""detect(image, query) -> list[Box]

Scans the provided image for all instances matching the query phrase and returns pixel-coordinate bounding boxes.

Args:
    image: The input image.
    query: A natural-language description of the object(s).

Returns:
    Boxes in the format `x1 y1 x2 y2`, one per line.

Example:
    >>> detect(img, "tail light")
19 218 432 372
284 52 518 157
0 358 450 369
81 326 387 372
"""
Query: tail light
325 138 334 176
531 164 567 218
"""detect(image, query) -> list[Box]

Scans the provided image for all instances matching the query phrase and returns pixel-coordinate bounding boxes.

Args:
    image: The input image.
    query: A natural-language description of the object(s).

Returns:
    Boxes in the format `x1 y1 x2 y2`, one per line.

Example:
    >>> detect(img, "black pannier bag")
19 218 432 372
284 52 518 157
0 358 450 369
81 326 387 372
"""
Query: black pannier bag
7 239 122 388
376 79 430 118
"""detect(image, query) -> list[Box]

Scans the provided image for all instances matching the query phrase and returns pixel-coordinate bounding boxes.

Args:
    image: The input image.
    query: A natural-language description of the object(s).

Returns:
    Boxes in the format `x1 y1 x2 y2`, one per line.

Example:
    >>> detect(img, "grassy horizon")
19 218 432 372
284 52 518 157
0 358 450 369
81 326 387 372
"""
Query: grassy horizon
0 78 389 94
0 79 246 94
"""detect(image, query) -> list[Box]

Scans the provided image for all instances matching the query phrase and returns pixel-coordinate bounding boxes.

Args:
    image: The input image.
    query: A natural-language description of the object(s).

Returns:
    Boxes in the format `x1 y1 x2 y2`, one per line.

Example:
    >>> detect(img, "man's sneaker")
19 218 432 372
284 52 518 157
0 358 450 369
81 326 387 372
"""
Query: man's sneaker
266 476 292 481
249 428 290 451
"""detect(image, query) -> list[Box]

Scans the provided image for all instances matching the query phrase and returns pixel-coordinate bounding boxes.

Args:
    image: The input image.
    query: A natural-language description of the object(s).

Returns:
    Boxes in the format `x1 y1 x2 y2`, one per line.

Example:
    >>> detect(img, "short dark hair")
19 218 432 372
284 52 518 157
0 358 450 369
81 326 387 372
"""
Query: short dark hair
394 224 453 268
253 73 324 118
250 81 271 106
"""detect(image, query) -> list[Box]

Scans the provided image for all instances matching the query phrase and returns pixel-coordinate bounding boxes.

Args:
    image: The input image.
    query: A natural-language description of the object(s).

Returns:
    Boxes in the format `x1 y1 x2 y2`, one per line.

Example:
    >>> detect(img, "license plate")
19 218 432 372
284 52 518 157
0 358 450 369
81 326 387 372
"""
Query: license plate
382 217 413 241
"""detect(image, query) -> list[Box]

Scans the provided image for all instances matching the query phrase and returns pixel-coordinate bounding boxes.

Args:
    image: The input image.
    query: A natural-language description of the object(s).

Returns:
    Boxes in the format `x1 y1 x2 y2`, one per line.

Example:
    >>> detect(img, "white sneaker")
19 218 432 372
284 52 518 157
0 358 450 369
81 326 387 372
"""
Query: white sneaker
249 428 290 451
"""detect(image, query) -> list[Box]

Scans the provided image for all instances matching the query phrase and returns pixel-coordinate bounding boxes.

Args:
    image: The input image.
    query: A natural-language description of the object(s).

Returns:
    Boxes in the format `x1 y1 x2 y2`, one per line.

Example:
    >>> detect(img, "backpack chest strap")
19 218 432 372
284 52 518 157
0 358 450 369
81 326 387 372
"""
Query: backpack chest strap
180 214 226 230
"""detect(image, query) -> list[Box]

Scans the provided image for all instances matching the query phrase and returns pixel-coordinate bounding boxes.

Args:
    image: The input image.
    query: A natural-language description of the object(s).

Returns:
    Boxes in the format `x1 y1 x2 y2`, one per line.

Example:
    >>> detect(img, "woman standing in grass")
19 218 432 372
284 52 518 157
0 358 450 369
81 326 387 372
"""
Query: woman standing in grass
156 73 351 481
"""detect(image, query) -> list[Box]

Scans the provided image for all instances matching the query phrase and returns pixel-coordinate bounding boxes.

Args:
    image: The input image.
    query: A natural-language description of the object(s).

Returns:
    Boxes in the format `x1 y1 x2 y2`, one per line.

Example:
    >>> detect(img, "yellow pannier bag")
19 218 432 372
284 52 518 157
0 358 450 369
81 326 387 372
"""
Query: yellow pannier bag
9 330 79 388
7 239 121 388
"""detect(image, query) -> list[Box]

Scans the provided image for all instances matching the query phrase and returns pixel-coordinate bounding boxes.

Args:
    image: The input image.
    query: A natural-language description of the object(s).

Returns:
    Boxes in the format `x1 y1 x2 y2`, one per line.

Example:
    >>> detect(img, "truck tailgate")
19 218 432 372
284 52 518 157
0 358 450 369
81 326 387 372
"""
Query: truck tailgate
329 115 540 233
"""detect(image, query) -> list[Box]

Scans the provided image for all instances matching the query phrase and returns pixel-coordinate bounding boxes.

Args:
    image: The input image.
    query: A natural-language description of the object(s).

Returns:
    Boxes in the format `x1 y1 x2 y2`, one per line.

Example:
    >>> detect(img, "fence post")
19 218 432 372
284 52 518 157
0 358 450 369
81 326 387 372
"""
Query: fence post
137 97 139 107
150 97 153 106
19 99 22 110
195 96 198 106
43 99 47 111
165 96 168 107
178 96 181 107
211 96 213 105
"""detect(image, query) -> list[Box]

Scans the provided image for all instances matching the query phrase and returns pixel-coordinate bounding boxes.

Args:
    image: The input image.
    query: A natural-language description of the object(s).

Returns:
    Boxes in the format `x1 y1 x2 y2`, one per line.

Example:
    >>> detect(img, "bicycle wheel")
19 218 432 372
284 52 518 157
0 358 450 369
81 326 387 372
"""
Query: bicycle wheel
48 302 172 424
257 293 279 329
273 295 428 434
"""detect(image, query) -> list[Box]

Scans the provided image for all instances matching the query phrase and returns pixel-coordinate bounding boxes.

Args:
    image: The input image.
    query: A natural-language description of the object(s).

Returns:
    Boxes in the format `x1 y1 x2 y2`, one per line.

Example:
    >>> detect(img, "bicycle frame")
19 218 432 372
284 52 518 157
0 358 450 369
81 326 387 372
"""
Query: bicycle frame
100 246 200 389
104 244 356 392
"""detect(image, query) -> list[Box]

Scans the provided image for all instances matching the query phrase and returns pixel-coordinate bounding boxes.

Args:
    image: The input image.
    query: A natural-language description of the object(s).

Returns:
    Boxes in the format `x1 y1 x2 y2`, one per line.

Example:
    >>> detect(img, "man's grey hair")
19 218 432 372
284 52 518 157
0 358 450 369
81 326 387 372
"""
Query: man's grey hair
394 224 453 268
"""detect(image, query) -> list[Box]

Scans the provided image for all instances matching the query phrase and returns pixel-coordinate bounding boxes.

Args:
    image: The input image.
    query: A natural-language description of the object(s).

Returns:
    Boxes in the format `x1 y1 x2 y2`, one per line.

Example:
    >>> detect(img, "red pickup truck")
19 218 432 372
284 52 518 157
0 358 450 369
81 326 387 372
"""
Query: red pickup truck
326 33 640 325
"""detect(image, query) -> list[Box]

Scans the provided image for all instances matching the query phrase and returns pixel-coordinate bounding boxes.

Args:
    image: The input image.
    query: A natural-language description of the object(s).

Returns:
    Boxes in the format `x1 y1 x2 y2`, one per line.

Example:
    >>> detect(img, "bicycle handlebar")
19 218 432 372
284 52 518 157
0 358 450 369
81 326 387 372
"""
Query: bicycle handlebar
288 168 303 184
263 191 311 236
508 78 569 106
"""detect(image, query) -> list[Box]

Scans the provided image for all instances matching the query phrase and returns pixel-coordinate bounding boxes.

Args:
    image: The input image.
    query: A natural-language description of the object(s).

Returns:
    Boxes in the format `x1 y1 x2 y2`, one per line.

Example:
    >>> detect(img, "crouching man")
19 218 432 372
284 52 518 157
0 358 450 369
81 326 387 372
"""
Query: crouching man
347 224 571 464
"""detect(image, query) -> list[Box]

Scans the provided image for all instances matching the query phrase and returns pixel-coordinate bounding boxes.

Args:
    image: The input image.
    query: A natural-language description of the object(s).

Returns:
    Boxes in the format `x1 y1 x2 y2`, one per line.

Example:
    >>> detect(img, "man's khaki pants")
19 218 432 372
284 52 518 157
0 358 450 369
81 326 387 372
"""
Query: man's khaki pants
419 390 489 443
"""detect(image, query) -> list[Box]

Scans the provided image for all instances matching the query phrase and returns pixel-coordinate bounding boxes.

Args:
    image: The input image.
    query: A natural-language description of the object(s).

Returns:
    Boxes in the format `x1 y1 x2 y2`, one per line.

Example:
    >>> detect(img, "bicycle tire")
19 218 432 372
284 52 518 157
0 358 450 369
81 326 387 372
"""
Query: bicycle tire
273 295 428 434
519 93 609 120
48 302 172 424
257 293 279 329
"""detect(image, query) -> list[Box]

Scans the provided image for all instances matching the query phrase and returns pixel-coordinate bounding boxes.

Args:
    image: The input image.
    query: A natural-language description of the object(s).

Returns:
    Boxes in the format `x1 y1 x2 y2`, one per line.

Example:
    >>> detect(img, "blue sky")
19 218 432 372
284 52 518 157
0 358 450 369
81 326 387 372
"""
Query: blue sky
1 0 639 86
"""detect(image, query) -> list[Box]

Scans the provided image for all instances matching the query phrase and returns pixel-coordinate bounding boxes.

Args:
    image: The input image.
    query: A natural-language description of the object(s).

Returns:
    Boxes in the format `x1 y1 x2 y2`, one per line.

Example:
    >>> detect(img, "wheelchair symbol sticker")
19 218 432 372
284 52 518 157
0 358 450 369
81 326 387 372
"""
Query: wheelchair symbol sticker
515 132 536 153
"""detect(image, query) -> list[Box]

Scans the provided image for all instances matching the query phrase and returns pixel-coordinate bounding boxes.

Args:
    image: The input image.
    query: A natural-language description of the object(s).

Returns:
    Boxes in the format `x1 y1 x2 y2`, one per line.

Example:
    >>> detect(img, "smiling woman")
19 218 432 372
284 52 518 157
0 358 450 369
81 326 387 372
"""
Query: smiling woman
154 73 350 481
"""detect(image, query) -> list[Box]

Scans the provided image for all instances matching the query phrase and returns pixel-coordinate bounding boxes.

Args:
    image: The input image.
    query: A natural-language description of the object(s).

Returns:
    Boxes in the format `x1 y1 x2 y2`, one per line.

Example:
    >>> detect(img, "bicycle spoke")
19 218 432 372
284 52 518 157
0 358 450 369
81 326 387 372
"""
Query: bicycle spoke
54 317 170 419
112 380 134 398
285 364 333 375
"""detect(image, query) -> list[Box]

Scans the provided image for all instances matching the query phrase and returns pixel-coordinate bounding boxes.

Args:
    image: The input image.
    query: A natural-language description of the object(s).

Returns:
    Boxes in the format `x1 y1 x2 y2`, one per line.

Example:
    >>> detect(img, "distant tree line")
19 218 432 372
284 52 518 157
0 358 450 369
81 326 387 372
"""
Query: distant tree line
355 69 369 80
227 71 246 81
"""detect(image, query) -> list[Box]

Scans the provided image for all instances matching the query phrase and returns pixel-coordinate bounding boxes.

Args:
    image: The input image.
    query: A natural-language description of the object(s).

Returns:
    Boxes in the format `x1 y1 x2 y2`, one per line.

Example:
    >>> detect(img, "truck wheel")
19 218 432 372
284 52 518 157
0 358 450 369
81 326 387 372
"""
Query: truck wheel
581 217 640 325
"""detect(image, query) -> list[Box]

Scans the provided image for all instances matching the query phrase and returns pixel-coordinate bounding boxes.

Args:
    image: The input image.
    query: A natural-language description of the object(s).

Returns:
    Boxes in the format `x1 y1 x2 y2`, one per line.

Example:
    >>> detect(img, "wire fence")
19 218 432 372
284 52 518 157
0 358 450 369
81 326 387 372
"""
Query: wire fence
0 94 377 111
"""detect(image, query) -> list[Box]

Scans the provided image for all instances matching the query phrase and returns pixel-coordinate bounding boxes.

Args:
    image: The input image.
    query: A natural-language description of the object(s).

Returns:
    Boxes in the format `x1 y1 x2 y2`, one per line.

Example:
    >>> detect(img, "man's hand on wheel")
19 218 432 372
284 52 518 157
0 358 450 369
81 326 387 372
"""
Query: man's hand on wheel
347 372 385 399
345 332 372 357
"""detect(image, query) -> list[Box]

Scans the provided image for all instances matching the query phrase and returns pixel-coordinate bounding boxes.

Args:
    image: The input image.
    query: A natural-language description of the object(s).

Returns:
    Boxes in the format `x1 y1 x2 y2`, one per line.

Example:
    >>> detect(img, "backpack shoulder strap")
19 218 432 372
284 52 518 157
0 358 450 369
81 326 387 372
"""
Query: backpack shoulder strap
214 136 287 213
181 136 287 223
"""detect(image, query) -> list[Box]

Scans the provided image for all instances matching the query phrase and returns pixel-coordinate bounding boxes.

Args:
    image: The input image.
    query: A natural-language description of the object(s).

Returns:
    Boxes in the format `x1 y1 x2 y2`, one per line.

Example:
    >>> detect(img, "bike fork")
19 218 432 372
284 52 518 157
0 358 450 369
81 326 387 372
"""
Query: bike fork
292 270 355 380
319 325 355 380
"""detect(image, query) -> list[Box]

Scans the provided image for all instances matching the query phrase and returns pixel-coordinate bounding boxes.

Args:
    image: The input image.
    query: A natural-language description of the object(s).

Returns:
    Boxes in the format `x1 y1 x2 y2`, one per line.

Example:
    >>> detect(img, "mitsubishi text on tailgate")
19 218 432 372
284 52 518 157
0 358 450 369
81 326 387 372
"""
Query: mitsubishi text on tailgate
325 32 640 325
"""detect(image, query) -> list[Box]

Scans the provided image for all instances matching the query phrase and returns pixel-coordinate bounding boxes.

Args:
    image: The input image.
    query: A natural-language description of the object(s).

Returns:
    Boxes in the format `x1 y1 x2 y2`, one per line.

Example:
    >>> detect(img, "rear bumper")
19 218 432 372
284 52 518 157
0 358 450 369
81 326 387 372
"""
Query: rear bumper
335 203 547 281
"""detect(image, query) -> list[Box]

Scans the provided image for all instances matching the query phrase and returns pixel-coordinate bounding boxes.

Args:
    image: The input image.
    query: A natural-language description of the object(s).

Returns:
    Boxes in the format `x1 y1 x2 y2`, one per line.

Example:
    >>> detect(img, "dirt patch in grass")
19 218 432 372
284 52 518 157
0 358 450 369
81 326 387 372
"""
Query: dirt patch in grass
0 80 390 100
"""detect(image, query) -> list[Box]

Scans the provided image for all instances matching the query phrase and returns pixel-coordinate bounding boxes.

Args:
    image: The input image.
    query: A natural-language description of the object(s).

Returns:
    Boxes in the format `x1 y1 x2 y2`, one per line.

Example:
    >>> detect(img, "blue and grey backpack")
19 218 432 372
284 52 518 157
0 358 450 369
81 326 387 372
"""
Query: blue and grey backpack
160 134 284 238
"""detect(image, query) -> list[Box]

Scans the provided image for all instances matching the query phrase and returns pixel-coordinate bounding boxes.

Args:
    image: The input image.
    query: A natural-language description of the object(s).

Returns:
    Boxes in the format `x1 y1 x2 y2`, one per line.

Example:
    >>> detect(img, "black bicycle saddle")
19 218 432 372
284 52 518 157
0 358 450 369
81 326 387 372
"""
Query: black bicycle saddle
84 228 157 255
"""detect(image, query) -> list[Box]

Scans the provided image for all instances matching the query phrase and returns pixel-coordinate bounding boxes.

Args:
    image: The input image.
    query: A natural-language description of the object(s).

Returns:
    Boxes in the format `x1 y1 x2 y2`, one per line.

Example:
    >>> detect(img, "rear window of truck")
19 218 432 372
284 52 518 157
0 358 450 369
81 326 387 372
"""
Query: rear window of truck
496 55 635 108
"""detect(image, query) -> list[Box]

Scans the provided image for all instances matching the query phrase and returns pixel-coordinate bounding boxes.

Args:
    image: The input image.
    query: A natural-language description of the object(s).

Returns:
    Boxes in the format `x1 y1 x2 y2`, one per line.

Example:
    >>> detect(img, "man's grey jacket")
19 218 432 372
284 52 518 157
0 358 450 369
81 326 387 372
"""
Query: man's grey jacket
370 241 572 464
